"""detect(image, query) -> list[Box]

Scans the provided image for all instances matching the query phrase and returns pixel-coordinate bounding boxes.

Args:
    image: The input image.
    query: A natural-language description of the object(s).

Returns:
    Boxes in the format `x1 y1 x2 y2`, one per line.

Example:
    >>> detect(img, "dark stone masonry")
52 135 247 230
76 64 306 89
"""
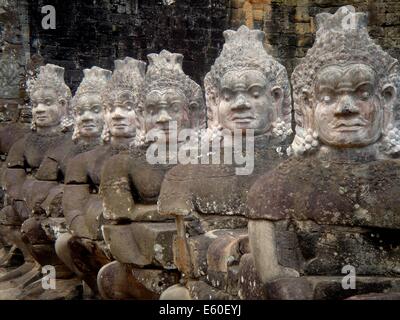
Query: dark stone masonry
2 0 400 94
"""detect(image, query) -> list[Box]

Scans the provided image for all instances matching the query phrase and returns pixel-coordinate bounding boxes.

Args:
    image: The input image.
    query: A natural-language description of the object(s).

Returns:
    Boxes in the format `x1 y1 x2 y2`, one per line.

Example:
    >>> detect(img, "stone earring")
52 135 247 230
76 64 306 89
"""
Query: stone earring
379 124 400 156
288 127 319 156
272 117 293 140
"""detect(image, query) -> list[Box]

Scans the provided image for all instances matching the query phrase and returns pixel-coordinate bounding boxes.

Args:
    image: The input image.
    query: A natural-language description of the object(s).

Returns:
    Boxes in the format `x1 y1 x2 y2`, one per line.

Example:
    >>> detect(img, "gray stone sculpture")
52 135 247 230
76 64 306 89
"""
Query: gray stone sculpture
97 50 206 300
55 58 144 297
246 6 400 300
157 25 292 299
0 64 73 298
13 66 112 300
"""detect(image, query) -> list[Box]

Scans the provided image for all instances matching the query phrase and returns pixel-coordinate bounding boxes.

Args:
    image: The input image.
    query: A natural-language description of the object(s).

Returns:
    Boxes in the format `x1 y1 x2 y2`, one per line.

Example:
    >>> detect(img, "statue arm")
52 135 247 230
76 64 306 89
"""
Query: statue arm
100 155 136 220
3 137 27 200
62 184 91 234
248 219 299 284
62 156 91 227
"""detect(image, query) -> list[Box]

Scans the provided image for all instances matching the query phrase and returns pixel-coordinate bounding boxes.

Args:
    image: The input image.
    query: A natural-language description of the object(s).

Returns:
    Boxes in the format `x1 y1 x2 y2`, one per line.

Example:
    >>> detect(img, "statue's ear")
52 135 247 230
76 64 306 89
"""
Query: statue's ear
382 84 397 106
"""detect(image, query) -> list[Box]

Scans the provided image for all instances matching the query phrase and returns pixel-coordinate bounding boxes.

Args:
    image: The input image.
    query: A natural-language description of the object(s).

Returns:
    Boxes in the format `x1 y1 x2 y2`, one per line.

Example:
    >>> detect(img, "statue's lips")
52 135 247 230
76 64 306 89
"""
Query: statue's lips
112 124 128 129
36 116 48 121
82 124 96 129
332 119 367 131
231 115 255 122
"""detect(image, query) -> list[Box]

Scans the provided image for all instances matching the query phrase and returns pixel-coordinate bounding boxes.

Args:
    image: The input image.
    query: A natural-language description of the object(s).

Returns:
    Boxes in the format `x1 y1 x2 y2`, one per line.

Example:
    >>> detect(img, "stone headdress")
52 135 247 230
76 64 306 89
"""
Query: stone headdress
72 66 112 141
144 50 206 131
291 6 399 156
101 57 146 143
204 25 292 136
26 63 73 131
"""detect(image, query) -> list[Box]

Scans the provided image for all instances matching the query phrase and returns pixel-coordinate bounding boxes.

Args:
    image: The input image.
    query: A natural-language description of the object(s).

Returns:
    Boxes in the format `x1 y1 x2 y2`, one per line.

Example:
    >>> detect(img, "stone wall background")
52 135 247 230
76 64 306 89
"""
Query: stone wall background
0 0 399 96
28 0 229 92
229 0 400 76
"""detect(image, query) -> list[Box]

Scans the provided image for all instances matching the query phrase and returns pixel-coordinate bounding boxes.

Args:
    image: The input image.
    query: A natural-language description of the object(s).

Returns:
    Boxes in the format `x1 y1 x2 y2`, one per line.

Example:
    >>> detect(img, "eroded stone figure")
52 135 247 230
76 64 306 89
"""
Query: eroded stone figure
0 64 73 297
13 66 113 300
157 25 292 299
247 6 400 300
97 50 206 299
55 58 144 297
0 104 32 269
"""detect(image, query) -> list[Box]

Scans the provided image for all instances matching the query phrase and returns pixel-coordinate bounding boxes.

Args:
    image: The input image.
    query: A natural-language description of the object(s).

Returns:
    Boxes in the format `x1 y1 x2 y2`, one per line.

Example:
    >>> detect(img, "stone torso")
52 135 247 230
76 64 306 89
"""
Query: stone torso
159 135 287 218
0 122 30 156
248 156 400 277
7 131 71 171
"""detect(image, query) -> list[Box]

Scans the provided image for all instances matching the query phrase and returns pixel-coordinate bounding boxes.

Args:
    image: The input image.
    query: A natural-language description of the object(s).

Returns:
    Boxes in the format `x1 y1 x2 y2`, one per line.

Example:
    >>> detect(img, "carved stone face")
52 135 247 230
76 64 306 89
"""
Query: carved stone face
144 88 189 142
75 93 104 138
30 87 65 128
219 70 277 135
106 91 136 138
314 64 383 147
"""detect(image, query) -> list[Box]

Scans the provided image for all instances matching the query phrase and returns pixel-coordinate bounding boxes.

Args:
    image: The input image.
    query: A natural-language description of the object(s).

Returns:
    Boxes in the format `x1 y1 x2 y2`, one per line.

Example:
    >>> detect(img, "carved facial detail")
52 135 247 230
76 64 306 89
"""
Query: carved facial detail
74 93 104 138
219 70 279 135
106 91 137 138
144 88 189 142
314 63 385 147
31 87 65 128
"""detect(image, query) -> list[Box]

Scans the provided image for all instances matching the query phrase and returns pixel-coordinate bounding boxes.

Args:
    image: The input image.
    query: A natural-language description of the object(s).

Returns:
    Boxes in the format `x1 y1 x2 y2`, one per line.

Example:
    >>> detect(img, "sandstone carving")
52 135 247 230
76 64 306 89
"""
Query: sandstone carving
97 50 205 299
246 6 400 300
157 25 292 299
0 64 73 298
55 58 144 297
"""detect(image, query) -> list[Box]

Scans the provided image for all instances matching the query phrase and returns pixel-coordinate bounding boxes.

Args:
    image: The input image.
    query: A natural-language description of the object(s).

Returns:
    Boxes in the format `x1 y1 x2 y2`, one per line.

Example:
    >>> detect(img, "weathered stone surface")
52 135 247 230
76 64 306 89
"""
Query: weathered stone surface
157 25 292 300
98 49 205 299
102 222 176 268
187 280 233 300
247 6 400 300
237 253 265 299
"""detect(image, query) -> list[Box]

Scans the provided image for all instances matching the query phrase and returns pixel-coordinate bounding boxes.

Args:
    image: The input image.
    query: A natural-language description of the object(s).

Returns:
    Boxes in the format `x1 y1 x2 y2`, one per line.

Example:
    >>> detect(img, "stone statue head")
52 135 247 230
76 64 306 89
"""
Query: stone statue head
17 104 32 124
27 64 72 132
101 57 146 143
143 49 205 143
290 6 399 157
72 66 111 142
204 25 291 138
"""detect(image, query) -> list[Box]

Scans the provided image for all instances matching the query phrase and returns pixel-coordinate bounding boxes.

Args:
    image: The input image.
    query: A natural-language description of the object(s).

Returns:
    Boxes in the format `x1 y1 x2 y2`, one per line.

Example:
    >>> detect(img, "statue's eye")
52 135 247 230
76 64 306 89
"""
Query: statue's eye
146 106 156 115
45 99 52 106
359 91 370 100
222 89 232 102
323 95 332 103
92 106 101 113
249 86 263 99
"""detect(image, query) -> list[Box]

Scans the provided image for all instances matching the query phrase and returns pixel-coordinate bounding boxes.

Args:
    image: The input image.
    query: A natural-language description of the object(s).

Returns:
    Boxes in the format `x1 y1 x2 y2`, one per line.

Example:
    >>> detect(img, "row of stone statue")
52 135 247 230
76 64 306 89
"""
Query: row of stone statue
0 5 400 300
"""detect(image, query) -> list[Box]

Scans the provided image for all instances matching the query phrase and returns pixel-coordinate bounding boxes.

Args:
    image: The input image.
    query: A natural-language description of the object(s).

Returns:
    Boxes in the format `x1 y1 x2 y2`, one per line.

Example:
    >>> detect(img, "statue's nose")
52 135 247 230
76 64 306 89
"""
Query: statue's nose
112 107 125 120
335 96 359 115
157 109 172 123
232 94 251 111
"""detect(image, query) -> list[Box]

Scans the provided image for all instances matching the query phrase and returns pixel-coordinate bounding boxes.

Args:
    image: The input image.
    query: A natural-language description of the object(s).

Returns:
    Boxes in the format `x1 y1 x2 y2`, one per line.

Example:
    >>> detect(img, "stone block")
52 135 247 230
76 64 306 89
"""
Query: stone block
102 222 177 268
